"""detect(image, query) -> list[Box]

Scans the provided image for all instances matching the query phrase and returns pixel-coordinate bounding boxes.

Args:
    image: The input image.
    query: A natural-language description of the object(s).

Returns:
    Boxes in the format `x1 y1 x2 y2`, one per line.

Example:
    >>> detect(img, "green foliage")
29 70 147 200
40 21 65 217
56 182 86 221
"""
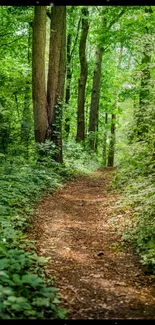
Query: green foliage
1 5 155 309
63 140 101 174
0 247 67 319
113 140 155 274
0 158 75 319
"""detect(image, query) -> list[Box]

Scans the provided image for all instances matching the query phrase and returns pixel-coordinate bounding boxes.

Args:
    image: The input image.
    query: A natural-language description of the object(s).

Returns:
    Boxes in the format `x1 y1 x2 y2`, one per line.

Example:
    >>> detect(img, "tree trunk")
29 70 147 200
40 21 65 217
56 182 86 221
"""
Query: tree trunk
28 23 32 64
64 16 81 138
135 9 152 141
64 33 72 137
88 45 103 150
107 112 116 167
47 6 66 163
118 43 123 67
32 6 48 143
136 51 151 140
102 112 108 166
127 54 132 69
76 8 89 142
95 106 99 152
21 83 32 160
107 45 123 167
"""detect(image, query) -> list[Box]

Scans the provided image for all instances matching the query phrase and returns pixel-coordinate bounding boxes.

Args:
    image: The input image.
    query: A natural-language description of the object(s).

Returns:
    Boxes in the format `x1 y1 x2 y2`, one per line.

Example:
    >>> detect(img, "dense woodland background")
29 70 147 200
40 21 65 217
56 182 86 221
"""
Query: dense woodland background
0 5 155 319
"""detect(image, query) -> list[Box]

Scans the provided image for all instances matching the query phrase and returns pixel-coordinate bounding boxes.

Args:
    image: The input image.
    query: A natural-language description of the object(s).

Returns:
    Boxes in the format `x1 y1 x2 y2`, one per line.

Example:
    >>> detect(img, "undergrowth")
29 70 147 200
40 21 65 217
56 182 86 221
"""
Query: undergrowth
113 141 155 275
0 141 100 319
63 140 101 174
0 157 75 319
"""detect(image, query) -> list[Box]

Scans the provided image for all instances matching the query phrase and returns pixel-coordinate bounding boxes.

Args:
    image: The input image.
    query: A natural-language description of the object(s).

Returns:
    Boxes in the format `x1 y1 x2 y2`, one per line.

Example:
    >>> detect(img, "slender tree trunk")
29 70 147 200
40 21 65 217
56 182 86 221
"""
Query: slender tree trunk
135 9 152 141
102 112 108 166
136 51 151 140
76 8 89 142
47 6 66 163
21 24 32 159
28 23 32 64
88 45 103 150
107 45 123 167
14 93 20 119
21 83 32 159
32 6 48 143
107 111 116 167
64 33 72 136
127 54 132 69
64 16 81 138
118 43 123 67
88 9 125 153
95 106 99 152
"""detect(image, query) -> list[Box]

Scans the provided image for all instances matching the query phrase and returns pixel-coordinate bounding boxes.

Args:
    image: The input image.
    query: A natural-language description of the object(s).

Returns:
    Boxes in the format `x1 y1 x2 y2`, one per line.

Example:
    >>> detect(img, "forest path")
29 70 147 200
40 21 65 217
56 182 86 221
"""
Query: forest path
29 168 155 319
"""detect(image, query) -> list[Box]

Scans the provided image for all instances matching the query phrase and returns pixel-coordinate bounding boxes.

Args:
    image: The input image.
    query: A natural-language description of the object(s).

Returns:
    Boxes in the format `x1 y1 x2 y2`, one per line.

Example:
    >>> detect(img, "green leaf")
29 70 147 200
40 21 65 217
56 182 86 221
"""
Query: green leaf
0 271 9 278
7 296 17 303
21 274 43 287
12 274 21 285
32 297 50 307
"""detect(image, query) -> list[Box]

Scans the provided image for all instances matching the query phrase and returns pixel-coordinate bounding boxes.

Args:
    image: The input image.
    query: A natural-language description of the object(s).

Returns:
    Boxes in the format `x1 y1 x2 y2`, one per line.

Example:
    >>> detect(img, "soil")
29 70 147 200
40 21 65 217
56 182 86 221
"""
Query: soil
29 168 155 319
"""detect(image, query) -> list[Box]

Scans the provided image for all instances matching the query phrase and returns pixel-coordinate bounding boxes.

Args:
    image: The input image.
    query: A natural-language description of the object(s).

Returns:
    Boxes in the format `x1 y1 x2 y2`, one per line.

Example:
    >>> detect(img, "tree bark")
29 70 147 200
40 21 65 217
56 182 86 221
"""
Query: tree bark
107 45 123 167
21 83 32 159
32 6 48 143
136 51 151 140
88 45 103 150
76 8 89 142
47 6 66 163
107 112 116 167
64 15 81 138
64 33 72 136
102 112 108 166
135 9 153 141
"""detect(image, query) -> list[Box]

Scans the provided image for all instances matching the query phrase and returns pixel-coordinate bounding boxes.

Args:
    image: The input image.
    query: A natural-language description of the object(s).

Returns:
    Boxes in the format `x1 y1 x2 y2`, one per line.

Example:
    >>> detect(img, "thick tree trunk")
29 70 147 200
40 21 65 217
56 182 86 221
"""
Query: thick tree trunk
47 6 66 163
88 46 103 150
32 6 48 143
76 8 89 142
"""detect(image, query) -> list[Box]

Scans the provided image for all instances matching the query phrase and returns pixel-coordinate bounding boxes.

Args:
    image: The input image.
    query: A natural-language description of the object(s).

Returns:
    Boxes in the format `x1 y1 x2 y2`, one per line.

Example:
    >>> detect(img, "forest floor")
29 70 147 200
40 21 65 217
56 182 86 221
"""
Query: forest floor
29 168 155 319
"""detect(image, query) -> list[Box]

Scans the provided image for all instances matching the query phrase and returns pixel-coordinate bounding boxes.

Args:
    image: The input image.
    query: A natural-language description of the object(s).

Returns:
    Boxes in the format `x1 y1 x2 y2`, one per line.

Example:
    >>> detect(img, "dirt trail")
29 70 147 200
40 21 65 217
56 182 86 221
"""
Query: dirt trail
29 168 155 319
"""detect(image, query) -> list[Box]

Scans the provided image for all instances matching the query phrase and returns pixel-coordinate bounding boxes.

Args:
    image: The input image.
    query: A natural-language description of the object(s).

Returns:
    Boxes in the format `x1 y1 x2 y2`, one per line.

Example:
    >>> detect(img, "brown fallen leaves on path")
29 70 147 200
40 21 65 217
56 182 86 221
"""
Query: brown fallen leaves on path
29 168 155 319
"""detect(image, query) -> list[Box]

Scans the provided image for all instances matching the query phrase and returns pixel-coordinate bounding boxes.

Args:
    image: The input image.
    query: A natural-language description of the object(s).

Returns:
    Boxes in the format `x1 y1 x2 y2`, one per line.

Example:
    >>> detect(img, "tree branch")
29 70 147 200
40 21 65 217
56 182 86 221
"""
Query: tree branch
1 35 25 47
0 32 13 37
